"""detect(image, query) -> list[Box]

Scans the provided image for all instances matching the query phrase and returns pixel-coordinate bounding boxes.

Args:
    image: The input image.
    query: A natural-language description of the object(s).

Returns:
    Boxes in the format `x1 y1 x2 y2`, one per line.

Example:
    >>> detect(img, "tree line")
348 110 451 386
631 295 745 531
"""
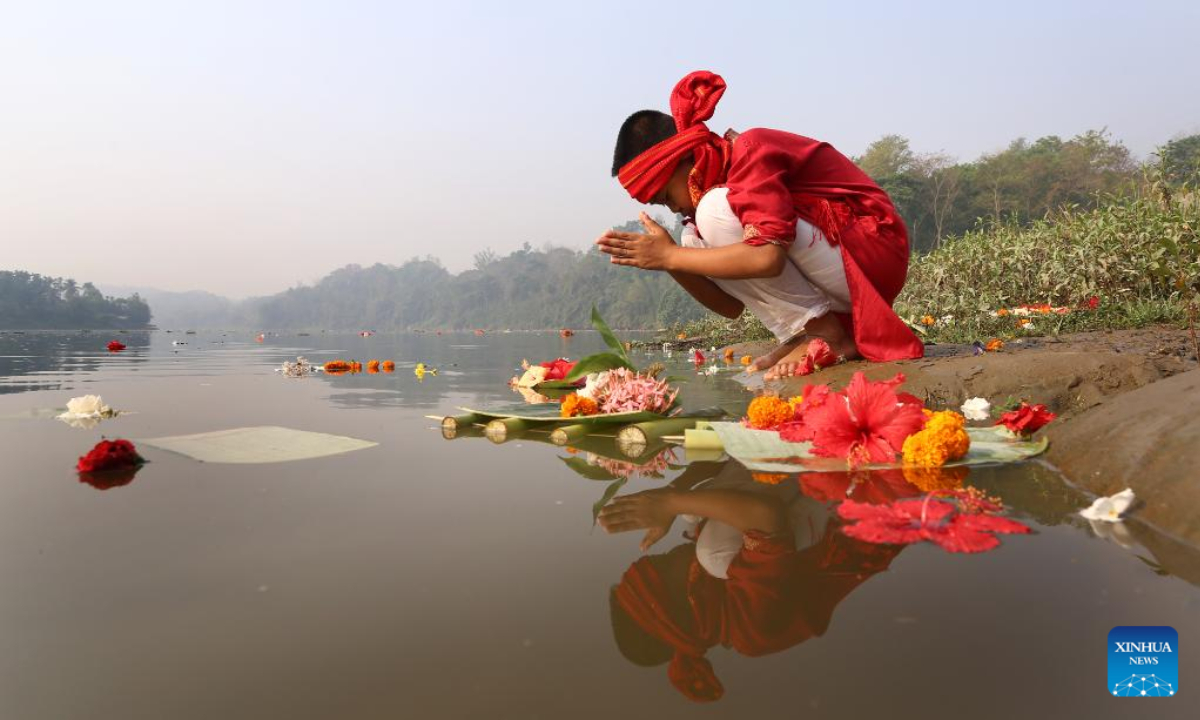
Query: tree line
0 271 151 329
855 131 1200 252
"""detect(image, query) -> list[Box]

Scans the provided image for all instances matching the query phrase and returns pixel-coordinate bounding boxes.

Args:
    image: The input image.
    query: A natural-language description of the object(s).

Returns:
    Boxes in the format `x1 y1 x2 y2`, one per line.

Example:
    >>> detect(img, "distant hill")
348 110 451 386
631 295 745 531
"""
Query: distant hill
98 285 244 330
0 271 151 329
247 242 705 330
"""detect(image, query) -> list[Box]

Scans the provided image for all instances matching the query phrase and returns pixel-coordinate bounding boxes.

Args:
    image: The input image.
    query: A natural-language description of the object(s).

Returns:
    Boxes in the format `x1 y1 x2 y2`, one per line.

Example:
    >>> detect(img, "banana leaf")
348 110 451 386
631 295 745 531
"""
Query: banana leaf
592 478 627 522
563 351 635 382
458 403 665 425
559 455 621 481
697 422 1050 474
591 305 630 362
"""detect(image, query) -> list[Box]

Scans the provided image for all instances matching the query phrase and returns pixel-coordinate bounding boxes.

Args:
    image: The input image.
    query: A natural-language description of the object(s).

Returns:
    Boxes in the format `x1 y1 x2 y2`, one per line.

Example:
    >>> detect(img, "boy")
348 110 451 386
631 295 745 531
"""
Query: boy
597 71 923 378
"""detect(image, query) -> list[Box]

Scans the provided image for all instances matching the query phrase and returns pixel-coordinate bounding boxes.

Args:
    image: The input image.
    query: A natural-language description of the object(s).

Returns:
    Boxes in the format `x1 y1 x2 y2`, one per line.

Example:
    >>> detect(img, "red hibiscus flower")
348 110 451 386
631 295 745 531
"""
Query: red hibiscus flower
803 372 927 467
692 349 705 365
539 358 577 381
801 468 924 505
995 403 1056 436
76 439 144 474
790 338 841 376
106 340 126 352
777 383 833 443
1086 295 1100 310
837 494 1031 553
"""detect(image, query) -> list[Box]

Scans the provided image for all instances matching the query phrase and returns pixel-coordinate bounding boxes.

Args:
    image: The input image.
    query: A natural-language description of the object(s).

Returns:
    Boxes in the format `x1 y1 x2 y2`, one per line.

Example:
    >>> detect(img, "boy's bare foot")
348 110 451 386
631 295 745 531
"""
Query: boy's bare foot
765 314 859 380
746 335 805 374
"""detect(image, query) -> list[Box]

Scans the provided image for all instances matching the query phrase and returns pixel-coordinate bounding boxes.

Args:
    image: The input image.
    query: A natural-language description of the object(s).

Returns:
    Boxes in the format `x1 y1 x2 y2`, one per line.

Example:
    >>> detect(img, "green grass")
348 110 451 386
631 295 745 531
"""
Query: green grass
673 178 1199 347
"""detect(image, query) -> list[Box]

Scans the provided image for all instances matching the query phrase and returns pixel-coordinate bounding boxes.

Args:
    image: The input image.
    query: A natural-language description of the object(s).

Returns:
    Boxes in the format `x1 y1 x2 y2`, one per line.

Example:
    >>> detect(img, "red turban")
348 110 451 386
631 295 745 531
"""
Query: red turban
618 71 733 207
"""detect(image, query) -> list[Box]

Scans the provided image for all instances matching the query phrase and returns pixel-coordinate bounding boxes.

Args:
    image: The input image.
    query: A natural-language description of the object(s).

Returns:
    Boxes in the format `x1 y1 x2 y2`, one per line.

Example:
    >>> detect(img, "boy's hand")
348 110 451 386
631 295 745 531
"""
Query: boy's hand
597 487 679 552
596 212 677 271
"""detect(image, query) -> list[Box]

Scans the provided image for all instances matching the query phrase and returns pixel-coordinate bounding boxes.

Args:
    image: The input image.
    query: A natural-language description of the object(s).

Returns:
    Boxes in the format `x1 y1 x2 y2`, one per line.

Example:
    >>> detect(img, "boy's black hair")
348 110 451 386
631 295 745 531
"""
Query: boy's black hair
612 110 676 176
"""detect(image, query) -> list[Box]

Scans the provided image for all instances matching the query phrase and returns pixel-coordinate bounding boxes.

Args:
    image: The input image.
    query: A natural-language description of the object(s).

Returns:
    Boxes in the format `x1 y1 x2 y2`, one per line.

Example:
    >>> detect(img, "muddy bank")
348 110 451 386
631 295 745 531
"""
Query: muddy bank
724 326 1200 546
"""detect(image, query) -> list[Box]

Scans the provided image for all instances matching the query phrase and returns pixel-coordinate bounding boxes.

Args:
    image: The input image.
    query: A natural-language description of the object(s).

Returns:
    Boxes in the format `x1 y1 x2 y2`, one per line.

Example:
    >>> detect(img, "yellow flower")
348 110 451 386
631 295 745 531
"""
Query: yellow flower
746 395 794 430
902 410 970 467
787 395 804 412
902 465 969 492
751 472 789 485
560 393 599 418
921 315 936 326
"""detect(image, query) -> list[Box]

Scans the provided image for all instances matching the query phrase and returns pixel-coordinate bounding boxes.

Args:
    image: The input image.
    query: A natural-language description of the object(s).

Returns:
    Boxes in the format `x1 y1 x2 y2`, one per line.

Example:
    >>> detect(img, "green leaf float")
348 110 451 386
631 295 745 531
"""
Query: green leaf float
689 423 1048 474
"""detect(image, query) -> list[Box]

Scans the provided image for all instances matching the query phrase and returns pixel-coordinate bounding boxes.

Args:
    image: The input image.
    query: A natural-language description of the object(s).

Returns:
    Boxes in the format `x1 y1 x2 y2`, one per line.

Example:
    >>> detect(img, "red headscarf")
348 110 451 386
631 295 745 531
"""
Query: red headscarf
618 71 732 207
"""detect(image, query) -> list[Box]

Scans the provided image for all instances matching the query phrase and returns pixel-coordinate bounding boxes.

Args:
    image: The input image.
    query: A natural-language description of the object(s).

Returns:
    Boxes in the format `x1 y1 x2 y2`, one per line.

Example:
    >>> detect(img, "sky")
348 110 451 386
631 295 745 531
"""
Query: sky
2 0 1198 298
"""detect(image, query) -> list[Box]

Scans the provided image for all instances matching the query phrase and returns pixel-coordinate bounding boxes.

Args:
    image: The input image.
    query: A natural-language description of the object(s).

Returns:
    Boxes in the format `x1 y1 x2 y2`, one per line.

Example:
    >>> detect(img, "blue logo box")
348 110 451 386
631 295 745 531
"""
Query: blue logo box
1108 626 1178 697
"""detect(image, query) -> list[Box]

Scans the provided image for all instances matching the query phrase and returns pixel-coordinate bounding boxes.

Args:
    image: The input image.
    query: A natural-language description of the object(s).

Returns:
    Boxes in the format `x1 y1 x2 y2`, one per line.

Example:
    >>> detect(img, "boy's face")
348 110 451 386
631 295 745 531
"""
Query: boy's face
649 160 695 217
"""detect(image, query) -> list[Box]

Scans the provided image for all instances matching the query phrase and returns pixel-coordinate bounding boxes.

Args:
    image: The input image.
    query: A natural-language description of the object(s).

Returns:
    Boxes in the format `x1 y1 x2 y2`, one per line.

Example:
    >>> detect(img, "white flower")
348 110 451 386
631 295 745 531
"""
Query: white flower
1021 320 1036 331
1086 518 1136 549
703 364 719 376
64 394 110 417
960 397 991 421
577 370 612 401
661 342 672 353
58 394 117 428
940 314 955 326
1079 488 1135 523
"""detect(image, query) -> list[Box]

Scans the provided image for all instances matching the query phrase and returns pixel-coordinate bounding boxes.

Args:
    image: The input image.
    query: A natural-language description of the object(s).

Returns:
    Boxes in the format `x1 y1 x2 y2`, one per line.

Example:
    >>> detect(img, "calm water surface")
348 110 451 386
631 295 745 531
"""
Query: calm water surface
1 330 1197 719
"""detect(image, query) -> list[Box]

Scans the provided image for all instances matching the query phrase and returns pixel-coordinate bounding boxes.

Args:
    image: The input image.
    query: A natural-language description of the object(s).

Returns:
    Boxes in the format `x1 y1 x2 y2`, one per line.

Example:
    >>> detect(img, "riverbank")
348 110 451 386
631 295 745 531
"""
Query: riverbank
722 325 1200 548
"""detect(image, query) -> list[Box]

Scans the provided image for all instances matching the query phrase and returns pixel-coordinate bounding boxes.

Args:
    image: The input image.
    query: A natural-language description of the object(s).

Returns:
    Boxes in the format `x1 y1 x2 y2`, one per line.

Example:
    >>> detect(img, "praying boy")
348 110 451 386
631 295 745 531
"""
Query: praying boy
598 71 923 378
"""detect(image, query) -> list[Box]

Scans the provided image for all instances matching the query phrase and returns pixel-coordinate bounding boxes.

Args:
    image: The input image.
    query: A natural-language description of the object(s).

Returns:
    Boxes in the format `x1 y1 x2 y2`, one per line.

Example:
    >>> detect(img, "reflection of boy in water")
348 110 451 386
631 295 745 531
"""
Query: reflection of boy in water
599 462 901 702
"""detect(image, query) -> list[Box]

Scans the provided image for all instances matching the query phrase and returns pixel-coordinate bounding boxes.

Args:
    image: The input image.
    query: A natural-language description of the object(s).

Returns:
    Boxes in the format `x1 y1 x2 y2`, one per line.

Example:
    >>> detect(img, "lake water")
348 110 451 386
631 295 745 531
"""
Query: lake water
1 330 1197 719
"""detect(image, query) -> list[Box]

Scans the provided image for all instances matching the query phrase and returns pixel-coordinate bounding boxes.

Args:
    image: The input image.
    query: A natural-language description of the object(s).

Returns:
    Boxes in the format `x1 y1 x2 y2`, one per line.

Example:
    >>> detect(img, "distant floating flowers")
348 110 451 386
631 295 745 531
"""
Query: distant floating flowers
278 357 318 378
381 360 395 373
560 328 575 338
359 330 375 337
740 355 752 366
414 362 438 379
985 338 1004 352
106 340 126 353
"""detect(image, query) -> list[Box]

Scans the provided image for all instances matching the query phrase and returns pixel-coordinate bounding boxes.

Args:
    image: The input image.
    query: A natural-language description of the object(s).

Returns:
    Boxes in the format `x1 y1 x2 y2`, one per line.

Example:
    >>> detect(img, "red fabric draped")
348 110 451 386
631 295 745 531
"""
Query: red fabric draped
617 71 731 206
612 529 901 702
616 71 923 362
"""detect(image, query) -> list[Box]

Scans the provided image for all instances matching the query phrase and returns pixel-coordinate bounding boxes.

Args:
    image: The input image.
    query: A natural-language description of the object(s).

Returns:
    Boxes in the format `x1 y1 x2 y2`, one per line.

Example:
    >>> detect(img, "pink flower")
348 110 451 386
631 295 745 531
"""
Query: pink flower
837 494 1031 553
803 372 927 467
596 368 678 414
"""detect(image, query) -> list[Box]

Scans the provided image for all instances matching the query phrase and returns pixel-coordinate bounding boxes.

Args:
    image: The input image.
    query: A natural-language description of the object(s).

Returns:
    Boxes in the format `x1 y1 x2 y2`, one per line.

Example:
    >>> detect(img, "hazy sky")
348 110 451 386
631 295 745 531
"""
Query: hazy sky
2 0 1198 298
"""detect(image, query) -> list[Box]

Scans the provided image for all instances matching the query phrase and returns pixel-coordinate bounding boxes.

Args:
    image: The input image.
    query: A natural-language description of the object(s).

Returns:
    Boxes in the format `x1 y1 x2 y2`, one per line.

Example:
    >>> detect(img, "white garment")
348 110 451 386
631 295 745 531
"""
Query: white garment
680 187 852 341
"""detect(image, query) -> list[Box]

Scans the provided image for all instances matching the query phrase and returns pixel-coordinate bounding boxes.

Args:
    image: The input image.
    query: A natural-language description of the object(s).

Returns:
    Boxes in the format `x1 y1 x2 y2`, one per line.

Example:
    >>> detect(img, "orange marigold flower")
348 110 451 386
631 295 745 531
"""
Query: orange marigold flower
902 410 970 467
921 315 936 326
324 360 352 372
677 332 687 340
1016 318 1031 328
996 308 1010 317
367 359 381 373
381 360 395 373
724 347 735 361
751 472 789 485
560 393 599 418
902 465 970 492
740 354 752 366
985 338 1004 352
349 361 363 373
746 395 795 430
